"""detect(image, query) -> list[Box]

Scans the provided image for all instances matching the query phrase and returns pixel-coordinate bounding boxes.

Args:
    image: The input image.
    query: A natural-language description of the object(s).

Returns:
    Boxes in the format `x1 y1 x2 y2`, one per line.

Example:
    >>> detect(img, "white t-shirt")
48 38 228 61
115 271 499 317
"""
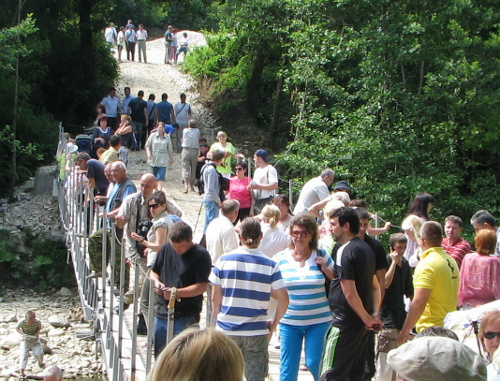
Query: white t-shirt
252 164 278 200
259 222 290 257
293 176 330 214
206 215 239 262
104 27 116 43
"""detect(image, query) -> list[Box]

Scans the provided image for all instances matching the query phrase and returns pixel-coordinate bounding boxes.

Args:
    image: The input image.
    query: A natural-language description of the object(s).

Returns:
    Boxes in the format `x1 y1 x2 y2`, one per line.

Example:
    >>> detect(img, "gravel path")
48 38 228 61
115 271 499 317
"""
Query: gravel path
115 31 216 144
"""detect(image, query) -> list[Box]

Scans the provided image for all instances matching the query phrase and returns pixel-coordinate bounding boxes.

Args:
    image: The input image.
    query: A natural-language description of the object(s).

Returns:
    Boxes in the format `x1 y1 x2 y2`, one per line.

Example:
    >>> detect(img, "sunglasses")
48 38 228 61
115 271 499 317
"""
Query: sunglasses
148 203 160 209
484 331 500 340
235 167 244 171
291 230 309 237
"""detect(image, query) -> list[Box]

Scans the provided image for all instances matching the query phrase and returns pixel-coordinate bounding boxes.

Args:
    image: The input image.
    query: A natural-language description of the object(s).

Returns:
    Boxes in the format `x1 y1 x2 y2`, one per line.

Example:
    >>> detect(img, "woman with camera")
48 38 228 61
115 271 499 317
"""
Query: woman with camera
131 190 173 332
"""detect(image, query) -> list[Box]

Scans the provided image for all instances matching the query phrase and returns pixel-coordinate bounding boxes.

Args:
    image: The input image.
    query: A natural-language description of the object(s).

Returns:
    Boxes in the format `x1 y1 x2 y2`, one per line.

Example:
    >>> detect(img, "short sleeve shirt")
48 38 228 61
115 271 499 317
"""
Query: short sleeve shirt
364 234 388 271
156 101 174 124
152 242 212 319
253 164 278 199
329 237 376 329
86 159 109 195
413 247 459 332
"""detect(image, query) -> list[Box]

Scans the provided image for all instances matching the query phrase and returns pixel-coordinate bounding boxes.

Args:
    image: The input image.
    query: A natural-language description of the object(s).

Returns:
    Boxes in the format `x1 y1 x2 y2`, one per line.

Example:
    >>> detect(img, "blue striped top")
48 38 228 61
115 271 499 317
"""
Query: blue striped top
210 247 286 336
273 248 333 326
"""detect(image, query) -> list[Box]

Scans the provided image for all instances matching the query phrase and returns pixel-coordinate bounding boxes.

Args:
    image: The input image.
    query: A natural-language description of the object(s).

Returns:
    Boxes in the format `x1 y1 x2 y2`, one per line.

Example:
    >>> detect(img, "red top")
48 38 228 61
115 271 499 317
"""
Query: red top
458 253 500 308
228 176 252 208
441 237 471 268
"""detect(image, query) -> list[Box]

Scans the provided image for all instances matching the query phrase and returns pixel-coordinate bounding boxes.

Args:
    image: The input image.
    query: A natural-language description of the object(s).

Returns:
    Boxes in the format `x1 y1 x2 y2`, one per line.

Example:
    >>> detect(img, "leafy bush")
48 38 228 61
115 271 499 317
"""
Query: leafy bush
0 230 75 291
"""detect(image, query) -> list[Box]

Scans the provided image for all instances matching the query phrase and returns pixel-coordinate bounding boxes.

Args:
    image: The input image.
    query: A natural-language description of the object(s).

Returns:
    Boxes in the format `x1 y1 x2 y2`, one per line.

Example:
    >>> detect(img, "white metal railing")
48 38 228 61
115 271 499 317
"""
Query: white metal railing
56 127 152 380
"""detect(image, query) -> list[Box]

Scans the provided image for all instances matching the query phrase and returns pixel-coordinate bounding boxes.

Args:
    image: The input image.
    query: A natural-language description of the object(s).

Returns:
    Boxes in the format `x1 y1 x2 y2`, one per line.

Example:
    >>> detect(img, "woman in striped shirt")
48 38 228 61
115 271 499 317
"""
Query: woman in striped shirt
273 213 334 381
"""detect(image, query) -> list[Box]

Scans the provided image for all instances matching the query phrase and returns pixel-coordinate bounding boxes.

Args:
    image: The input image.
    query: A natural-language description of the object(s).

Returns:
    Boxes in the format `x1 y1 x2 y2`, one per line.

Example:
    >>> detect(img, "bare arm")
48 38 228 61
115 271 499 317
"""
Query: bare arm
315 256 334 279
385 252 399 288
398 287 432 345
115 215 128 229
163 282 209 299
372 275 382 316
308 197 331 220
211 284 223 323
367 222 391 236
269 288 289 336
376 268 386 304
340 279 383 330
150 270 165 292
131 226 168 253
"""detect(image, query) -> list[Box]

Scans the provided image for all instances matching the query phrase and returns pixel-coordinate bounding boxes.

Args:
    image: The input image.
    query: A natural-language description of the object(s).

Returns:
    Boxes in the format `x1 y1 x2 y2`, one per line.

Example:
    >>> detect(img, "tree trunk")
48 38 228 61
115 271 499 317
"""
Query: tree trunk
79 0 95 83
269 75 284 149
246 50 265 118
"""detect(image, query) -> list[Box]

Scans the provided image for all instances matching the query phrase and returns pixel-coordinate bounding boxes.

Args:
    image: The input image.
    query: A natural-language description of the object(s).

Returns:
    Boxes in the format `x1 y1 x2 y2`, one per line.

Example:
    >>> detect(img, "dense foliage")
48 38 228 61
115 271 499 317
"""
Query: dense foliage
0 229 74 290
184 0 500 227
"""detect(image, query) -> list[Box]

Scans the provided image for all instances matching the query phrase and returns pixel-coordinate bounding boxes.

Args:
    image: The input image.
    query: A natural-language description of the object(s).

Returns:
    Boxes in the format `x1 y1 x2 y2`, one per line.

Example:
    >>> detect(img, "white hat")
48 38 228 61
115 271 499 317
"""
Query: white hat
66 143 78 154
387 336 487 381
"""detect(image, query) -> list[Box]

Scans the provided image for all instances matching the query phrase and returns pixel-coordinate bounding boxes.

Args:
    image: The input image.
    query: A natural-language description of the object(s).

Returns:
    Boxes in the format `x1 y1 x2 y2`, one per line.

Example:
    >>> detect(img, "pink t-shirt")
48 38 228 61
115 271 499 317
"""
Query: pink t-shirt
229 176 252 208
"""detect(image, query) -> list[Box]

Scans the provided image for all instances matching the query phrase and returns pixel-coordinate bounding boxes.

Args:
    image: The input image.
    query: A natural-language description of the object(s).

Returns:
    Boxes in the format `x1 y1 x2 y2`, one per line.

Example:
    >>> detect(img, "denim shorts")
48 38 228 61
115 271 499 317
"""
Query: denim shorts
152 166 166 181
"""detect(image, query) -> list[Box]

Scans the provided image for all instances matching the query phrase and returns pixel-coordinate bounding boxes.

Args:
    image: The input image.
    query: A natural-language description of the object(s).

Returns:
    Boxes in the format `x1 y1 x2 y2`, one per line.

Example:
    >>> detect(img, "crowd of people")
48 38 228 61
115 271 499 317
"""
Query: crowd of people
48 76 500 380
104 20 190 64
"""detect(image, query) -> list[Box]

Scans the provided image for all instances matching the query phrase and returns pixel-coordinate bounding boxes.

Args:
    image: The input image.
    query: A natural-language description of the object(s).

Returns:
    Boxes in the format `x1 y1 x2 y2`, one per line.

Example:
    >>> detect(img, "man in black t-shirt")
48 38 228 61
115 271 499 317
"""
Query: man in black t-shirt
320 207 384 381
355 208 388 380
150 221 212 357
128 90 148 151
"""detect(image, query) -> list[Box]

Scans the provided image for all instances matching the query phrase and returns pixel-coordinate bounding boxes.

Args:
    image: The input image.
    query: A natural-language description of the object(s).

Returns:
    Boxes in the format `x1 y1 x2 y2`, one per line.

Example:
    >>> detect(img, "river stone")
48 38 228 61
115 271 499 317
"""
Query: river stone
57 287 73 297
48 315 70 328
0 314 17 323
0 333 21 350
47 328 66 337
50 303 62 308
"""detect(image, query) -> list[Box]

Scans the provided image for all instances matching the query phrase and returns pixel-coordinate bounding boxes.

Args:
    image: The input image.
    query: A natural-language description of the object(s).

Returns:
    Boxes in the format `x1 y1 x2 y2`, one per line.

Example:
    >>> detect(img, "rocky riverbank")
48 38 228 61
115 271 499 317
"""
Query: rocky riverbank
0 288 105 380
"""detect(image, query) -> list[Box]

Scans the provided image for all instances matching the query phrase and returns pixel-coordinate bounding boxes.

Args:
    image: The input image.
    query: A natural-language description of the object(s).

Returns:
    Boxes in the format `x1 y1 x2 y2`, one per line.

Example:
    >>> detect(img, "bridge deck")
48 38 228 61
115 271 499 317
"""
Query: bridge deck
64 149 311 380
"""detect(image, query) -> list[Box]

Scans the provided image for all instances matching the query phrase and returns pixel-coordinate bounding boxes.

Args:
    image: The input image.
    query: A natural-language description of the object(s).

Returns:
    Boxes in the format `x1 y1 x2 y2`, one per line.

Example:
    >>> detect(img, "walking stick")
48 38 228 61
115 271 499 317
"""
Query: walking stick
166 287 178 345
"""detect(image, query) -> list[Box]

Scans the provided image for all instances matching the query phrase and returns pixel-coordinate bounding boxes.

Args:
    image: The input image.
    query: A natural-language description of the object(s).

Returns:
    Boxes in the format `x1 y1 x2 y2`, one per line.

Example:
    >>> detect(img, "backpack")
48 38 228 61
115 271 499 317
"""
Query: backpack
197 163 229 201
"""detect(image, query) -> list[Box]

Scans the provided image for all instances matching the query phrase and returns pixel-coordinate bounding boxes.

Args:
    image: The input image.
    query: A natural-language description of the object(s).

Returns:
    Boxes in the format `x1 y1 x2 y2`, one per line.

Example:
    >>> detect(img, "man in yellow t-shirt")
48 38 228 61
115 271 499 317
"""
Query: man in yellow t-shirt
100 135 121 165
398 221 459 344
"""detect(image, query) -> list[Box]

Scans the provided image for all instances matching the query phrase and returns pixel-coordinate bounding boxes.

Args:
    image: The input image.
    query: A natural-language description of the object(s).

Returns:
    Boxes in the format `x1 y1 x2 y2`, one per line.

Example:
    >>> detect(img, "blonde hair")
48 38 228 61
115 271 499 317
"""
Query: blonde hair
261 205 281 229
148 328 245 381
324 199 344 219
402 214 424 242
332 191 350 206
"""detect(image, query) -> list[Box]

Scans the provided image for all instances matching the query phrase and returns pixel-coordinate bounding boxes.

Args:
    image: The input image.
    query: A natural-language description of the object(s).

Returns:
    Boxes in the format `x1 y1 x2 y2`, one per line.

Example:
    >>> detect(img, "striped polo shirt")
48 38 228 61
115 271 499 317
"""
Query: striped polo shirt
273 249 333 326
210 247 285 336
17 319 41 337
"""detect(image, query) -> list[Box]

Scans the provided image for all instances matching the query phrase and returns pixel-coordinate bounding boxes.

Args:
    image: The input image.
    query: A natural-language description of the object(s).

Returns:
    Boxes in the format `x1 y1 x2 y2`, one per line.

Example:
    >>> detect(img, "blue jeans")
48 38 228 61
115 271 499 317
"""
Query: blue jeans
203 200 219 233
280 321 330 381
151 166 167 181
130 121 144 149
154 315 198 357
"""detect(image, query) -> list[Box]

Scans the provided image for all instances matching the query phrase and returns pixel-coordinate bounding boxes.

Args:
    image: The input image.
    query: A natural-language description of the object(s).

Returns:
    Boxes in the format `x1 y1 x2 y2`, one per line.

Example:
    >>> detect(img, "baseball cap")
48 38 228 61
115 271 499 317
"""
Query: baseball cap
254 149 269 162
